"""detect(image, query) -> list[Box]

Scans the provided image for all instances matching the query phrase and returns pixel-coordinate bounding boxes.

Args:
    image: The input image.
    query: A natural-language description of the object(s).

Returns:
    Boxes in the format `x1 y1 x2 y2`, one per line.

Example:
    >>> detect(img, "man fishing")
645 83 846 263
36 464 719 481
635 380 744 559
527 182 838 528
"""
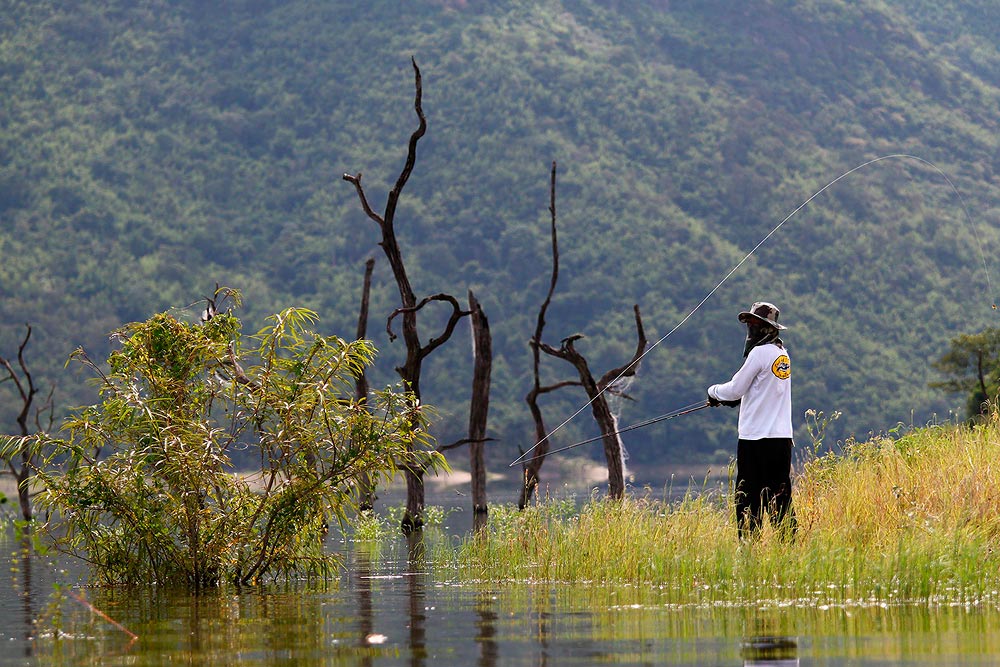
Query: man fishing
707 302 794 538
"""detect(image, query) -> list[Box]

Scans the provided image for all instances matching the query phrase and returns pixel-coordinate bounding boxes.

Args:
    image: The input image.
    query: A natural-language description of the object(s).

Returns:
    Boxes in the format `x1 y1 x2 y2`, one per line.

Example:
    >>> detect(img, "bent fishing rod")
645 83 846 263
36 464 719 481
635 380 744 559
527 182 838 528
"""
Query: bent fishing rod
516 400 711 465
509 153 996 468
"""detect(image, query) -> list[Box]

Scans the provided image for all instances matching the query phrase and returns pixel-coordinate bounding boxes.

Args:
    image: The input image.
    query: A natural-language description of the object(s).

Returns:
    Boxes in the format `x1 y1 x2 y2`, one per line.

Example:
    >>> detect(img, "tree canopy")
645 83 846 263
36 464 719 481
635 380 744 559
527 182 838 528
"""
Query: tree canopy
1 0 998 467
931 327 1000 419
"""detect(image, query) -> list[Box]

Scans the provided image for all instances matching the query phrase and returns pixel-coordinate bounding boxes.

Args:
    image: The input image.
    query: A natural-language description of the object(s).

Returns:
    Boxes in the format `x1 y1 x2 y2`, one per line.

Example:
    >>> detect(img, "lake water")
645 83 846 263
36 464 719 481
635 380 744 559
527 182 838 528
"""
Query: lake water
7 527 1000 666
5 479 1000 665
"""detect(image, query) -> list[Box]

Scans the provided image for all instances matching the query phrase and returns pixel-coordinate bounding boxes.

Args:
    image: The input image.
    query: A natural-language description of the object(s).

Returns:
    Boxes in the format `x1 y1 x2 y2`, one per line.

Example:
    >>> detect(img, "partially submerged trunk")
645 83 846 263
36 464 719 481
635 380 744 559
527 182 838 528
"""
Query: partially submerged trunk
355 258 377 512
467 290 492 532
558 341 627 498
547 307 647 499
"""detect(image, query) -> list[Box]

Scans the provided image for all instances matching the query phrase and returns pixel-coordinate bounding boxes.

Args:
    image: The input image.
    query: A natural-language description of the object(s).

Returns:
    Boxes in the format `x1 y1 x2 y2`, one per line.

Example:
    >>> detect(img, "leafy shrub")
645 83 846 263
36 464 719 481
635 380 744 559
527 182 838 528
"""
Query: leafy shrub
30 292 442 586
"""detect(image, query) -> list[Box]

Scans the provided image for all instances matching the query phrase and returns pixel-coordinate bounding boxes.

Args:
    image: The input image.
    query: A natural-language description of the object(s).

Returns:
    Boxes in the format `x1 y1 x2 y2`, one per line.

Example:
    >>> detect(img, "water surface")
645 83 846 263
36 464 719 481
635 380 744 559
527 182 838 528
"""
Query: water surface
5 528 1000 666
6 473 1000 665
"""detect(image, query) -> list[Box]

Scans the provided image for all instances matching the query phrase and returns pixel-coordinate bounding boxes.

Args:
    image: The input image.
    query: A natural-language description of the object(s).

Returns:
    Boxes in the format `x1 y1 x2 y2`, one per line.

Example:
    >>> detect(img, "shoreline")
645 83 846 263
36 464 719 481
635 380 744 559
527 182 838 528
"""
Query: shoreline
0 458 727 516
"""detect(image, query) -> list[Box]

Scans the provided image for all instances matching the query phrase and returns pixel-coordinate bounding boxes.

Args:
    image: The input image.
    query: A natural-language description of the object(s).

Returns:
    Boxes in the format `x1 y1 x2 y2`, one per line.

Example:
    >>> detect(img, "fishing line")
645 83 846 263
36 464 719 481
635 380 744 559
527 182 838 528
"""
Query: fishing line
517 400 711 464
510 153 994 468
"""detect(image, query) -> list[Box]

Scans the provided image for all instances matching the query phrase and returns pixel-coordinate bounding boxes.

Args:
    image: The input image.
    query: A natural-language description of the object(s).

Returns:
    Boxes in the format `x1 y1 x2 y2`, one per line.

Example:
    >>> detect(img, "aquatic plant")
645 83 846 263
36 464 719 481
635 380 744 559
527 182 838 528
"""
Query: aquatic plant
445 413 1000 607
352 509 393 542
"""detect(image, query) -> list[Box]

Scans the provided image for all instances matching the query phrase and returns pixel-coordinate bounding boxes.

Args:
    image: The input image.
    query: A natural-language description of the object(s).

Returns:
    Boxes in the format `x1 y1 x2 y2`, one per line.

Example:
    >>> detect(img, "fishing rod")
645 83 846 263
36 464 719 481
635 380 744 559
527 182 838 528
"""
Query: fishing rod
509 154 995 468
517 400 711 465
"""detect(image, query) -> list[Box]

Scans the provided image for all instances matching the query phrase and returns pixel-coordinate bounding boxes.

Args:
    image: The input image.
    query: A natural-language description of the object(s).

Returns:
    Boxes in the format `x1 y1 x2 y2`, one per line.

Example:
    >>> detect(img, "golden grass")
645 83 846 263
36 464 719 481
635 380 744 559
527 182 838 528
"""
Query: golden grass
439 414 1000 607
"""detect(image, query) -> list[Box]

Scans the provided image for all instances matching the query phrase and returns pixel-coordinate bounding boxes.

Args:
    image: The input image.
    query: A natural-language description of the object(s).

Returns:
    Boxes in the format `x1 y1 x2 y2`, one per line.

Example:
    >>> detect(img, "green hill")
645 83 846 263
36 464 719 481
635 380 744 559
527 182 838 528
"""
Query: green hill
1 0 998 471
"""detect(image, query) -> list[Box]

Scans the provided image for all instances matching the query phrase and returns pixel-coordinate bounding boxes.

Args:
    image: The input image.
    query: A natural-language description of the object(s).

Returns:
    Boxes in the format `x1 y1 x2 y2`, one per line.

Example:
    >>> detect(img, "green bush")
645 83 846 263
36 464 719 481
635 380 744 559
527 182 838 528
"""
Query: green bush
29 292 442 586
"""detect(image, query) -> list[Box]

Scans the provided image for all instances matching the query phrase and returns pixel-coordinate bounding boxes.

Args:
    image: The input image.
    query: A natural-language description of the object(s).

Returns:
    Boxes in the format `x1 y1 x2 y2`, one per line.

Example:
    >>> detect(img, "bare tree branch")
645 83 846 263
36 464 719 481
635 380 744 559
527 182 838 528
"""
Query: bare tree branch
386 293 471 357
0 324 36 436
536 380 584 395
438 437 496 453
342 173 385 227
0 324 48 522
597 305 648 390
34 385 55 433
384 56 426 225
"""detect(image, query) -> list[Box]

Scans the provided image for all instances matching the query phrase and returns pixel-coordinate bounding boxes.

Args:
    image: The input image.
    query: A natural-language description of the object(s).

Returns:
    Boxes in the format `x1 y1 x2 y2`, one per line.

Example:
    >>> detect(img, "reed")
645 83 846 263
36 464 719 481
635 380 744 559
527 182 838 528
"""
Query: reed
441 413 1000 606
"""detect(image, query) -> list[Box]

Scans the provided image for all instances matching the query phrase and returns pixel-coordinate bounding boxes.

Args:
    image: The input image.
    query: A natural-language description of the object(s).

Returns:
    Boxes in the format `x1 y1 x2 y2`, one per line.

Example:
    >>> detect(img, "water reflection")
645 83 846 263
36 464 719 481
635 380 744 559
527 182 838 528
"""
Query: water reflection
741 618 798 666
357 531 499 667
11 535 1000 665
355 543 375 665
475 589 499 667
741 635 798 666
405 532 427 667
12 540 34 660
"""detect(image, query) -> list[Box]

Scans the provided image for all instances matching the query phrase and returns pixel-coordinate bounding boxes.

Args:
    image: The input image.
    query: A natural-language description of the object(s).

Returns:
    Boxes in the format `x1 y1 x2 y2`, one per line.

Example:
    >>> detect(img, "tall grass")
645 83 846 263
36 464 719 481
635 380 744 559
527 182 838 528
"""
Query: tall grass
439 414 1000 607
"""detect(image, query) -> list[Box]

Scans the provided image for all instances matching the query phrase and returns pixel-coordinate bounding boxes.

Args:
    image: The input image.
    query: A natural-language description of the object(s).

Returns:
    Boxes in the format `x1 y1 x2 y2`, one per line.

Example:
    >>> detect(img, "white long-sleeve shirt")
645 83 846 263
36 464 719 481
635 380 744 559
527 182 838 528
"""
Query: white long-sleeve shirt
707 343 792 440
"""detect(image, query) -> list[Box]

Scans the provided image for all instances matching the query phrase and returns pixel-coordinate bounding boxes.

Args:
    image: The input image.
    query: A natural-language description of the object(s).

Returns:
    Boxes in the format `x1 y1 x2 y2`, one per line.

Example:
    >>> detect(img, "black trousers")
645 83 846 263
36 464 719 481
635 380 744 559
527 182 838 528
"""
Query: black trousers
735 437 794 538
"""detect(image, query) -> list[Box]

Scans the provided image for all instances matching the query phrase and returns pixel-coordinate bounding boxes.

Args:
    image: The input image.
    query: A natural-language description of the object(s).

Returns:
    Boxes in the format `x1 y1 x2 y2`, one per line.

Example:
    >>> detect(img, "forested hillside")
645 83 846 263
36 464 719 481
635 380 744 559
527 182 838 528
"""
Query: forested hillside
1 0 998 471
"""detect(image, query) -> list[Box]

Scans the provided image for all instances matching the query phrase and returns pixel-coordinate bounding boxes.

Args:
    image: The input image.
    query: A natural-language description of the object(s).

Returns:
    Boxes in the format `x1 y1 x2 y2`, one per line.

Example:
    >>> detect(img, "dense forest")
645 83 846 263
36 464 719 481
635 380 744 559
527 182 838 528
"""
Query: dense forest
1 0 998 474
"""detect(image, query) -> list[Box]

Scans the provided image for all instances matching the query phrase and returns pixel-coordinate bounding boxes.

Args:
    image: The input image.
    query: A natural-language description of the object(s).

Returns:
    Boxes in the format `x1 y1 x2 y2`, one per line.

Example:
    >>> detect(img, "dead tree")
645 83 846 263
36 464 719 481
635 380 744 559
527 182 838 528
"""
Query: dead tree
0 324 54 523
521 163 648 502
521 162 580 508
466 290 491 531
343 58 471 533
536 311 647 500
355 258 377 511
435 290 495 530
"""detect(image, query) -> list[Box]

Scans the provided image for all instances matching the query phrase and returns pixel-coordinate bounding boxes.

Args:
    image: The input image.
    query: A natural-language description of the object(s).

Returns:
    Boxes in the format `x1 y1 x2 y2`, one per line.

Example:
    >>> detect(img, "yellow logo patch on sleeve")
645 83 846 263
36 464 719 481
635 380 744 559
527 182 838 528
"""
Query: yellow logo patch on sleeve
771 355 791 380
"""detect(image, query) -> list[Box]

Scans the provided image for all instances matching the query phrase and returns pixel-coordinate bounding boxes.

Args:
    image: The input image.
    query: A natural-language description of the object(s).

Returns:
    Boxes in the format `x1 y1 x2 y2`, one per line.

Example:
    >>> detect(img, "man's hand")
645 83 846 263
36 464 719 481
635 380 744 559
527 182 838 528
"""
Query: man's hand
707 392 740 408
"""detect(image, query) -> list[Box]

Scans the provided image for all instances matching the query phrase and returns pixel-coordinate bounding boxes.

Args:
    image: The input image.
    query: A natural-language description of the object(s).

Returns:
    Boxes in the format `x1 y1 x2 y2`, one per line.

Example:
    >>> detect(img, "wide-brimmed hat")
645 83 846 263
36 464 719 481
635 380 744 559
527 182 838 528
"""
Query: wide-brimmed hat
738 301 786 330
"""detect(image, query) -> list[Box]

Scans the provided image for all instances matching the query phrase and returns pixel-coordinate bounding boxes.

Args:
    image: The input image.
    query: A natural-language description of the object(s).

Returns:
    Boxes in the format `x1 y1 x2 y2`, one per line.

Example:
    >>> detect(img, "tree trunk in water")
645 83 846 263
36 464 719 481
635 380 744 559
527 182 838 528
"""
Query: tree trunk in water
536 304 647 501
518 398 549 509
560 344 627 499
467 290 491 532
355 258 377 511
517 163 647 505
400 467 425 534
16 467 32 525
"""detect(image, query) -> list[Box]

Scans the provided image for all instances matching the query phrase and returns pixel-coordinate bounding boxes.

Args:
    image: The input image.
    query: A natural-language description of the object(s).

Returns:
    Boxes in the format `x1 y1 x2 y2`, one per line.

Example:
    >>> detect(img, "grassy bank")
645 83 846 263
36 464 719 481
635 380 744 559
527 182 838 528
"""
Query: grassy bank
437 414 1000 607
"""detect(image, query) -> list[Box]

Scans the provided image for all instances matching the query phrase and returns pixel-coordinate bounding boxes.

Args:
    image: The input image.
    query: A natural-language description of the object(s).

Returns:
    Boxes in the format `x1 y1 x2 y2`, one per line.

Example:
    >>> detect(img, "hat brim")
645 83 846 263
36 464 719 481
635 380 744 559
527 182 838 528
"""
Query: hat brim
738 311 787 330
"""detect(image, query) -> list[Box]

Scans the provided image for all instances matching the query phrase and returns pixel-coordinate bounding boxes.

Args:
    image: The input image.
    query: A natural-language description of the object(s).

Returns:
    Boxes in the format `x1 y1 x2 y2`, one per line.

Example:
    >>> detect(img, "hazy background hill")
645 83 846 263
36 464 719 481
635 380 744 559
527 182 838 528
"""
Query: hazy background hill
1 0 998 476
